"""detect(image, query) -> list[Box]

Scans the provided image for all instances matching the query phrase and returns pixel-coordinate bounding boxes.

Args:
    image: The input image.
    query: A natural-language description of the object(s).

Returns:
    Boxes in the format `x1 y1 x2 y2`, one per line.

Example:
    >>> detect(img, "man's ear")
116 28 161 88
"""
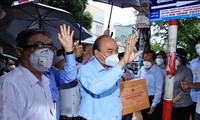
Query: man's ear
94 50 99 58
16 47 23 57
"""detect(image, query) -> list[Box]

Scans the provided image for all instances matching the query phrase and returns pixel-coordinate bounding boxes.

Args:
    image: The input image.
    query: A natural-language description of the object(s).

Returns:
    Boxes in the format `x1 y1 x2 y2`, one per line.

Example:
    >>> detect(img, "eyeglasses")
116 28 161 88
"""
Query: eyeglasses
22 42 57 53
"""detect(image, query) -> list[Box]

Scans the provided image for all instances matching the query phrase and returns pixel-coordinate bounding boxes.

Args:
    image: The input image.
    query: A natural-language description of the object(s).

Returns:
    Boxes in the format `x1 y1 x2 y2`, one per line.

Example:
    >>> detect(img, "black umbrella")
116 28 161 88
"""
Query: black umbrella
0 2 82 49
93 0 150 29
77 23 92 40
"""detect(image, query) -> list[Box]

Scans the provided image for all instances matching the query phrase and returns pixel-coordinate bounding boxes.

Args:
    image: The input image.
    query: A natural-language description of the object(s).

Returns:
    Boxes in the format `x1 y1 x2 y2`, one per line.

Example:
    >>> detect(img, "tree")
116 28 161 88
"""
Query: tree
0 0 93 30
151 43 166 53
40 0 93 30
82 11 93 30
151 22 168 49
177 18 200 60
151 18 200 60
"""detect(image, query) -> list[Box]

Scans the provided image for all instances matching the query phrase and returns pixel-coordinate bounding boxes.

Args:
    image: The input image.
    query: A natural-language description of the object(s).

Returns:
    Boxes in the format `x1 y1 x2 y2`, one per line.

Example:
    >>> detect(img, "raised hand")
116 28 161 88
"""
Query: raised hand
128 35 143 63
118 34 142 69
103 28 110 36
58 24 74 52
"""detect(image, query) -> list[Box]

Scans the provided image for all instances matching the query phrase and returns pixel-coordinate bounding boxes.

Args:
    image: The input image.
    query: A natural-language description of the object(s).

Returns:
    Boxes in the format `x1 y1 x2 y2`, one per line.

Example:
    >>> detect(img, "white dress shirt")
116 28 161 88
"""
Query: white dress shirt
59 83 81 117
0 65 55 120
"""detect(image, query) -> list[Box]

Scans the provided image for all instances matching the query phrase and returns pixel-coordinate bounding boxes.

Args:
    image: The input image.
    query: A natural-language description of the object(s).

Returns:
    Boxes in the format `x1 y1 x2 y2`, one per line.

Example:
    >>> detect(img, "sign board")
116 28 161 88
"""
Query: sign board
150 0 200 22
120 78 150 115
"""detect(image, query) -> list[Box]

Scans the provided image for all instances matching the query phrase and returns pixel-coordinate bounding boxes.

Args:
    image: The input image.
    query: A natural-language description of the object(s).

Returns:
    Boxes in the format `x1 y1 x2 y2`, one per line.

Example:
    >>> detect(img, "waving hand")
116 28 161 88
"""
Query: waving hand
58 24 74 52
118 34 143 69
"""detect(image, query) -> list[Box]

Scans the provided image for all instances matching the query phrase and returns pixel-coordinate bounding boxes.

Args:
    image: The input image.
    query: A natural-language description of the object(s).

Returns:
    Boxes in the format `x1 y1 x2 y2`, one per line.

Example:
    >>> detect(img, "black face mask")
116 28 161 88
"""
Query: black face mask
76 55 83 63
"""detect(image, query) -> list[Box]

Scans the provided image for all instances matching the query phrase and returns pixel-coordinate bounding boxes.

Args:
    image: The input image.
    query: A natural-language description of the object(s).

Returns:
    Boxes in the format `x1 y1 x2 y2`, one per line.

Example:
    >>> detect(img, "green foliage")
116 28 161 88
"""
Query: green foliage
40 0 93 30
152 18 200 60
150 43 166 53
177 18 200 60
82 11 93 30
151 22 168 48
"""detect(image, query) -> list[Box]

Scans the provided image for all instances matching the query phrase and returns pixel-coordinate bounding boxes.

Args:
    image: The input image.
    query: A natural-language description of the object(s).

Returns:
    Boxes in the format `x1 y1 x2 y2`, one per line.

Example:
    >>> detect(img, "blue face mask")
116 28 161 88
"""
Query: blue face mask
76 55 83 63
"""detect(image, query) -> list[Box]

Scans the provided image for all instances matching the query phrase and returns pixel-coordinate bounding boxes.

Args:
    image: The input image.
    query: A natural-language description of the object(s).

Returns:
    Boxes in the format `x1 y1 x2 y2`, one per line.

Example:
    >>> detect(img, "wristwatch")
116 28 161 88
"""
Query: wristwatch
65 51 73 55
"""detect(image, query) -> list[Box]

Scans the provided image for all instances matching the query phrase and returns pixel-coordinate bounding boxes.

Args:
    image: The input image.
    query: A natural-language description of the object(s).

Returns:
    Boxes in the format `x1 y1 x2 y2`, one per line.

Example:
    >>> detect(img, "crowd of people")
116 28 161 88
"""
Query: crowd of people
0 24 200 120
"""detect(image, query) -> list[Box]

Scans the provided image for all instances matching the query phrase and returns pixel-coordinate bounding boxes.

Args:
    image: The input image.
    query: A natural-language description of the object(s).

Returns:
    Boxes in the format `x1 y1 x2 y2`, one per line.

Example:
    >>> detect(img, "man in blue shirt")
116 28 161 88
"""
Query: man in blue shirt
78 35 143 120
45 24 77 120
59 39 94 120
190 38 200 120
137 50 164 120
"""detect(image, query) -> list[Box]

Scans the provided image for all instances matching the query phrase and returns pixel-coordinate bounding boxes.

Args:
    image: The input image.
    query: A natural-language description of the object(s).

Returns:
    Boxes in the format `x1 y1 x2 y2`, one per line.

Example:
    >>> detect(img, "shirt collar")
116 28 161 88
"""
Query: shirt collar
18 64 50 87
93 57 106 72
39 75 50 88
147 64 156 72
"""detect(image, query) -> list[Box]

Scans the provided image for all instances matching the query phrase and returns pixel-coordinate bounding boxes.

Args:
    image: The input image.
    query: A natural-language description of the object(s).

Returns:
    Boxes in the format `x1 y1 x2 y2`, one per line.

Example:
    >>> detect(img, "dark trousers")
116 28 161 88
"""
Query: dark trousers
172 105 191 120
60 115 86 120
141 96 163 120
122 113 133 120
194 112 200 120
190 102 197 120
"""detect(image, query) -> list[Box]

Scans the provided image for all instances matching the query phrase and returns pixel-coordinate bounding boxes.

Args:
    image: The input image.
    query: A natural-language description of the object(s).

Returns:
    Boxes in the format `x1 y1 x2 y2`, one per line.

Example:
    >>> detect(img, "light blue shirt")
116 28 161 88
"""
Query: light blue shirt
190 57 200 102
137 64 164 107
78 58 124 120
44 54 77 119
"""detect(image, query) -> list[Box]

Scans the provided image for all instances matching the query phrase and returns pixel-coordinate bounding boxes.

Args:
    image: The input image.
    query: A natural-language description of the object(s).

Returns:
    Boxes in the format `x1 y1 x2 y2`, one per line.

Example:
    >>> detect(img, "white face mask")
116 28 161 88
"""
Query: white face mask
176 59 180 67
7 65 16 71
30 48 54 72
143 61 152 69
99 52 119 66
195 44 200 56
156 58 164 66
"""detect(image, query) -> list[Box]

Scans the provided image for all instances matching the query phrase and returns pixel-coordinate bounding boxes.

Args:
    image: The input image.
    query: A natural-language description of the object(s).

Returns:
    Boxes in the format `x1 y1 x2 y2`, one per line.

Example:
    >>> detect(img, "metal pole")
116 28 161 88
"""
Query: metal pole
79 0 83 43
107 2 113 29
162 20 178 120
